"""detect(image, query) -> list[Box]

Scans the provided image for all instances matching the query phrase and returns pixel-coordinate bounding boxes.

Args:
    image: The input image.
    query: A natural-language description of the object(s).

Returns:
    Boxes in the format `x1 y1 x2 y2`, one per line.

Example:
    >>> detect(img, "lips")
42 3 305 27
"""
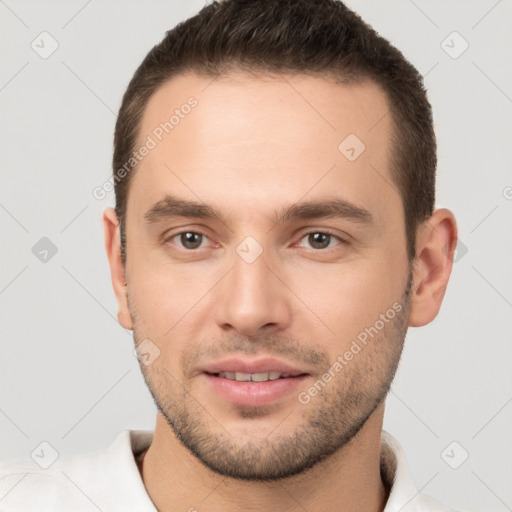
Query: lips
216 371 291 382
202 357 307 377
201 357 310 407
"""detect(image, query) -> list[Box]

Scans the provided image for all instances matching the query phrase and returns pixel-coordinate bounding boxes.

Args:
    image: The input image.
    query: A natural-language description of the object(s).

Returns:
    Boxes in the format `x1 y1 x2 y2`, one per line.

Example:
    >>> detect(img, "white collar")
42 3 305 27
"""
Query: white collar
125 429 450 511
0 429 453 511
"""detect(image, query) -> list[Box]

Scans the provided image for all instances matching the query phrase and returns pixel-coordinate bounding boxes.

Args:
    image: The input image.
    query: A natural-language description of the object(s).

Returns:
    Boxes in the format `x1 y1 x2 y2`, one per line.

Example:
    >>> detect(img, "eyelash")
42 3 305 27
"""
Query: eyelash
295 229 348 250
165 229 348 251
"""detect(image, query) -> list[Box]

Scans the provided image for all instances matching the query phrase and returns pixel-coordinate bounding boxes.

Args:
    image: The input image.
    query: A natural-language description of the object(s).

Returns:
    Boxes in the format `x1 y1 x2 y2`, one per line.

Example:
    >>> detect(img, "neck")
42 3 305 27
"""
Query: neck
139 403 389 512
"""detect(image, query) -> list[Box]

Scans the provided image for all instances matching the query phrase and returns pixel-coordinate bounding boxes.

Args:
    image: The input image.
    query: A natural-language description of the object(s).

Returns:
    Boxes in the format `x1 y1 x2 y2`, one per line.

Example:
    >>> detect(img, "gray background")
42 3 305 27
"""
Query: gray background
1 1 511 510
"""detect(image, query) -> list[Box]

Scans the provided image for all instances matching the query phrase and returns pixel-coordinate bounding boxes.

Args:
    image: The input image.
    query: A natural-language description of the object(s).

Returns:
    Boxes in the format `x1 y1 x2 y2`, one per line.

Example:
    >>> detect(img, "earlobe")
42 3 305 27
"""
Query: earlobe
102 208 133 330
408 208 458 327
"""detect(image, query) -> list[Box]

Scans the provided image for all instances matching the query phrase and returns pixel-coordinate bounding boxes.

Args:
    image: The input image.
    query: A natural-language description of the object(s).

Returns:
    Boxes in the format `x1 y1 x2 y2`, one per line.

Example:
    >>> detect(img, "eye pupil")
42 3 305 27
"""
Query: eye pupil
181 232 203 249
308 233 330 249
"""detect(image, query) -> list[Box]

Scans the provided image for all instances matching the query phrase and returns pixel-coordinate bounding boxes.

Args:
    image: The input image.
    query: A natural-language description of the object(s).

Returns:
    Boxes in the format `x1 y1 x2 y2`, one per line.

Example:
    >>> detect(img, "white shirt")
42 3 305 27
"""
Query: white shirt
0 430 459 511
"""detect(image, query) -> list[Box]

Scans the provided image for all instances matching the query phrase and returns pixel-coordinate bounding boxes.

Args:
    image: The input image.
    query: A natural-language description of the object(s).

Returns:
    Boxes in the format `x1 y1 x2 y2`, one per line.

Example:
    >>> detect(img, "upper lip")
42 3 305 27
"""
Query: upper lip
202 357 308 376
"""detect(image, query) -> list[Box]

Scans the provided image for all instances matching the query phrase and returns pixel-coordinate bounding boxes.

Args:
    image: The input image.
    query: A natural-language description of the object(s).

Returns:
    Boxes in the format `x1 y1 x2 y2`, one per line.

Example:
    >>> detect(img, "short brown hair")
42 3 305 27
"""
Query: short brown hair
113 0 436 263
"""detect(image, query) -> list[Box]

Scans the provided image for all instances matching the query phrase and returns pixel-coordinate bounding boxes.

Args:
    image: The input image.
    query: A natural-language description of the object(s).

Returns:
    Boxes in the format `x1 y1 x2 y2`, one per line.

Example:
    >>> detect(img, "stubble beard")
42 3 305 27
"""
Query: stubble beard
131 271 412 481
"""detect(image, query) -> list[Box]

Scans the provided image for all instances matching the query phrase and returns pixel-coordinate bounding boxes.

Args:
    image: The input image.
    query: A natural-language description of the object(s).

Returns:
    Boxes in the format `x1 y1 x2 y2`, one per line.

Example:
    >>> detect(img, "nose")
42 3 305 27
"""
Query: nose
214 248 293 337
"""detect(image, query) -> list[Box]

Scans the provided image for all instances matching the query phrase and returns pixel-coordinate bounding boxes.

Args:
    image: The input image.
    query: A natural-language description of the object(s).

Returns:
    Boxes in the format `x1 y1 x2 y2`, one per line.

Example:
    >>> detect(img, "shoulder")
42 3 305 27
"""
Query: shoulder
0 453 103 511
0 430 155 512
381 431 466 512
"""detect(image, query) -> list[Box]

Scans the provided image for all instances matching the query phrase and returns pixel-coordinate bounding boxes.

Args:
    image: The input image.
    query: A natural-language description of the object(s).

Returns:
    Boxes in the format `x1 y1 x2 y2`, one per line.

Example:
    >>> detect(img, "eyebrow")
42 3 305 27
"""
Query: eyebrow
144 194 373 226
277 198 373 225
144 196 228 224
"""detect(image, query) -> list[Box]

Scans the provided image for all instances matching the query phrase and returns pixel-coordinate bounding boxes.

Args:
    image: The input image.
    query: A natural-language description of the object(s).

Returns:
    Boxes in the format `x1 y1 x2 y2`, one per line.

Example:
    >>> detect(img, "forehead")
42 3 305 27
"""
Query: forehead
129 71 398 228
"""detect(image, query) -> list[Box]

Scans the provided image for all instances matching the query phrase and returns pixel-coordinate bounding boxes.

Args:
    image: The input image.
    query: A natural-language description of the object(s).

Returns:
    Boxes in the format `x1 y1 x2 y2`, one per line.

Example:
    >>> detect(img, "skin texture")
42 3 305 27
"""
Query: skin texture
103 72 458 512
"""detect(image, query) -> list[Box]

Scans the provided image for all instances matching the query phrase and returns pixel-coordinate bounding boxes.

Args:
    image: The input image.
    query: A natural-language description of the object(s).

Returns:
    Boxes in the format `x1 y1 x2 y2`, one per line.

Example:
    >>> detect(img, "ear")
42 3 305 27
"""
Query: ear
408 208 458 327
102 208 132 330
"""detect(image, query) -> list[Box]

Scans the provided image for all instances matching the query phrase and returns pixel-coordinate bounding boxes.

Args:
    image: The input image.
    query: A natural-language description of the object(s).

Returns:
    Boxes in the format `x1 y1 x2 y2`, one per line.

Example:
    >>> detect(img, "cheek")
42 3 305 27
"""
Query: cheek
285 255 406 346
127 256 222 348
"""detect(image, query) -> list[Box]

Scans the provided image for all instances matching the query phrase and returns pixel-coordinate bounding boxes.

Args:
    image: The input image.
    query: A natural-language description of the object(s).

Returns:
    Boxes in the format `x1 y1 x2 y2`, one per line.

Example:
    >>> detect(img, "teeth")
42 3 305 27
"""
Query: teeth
216 371 291 382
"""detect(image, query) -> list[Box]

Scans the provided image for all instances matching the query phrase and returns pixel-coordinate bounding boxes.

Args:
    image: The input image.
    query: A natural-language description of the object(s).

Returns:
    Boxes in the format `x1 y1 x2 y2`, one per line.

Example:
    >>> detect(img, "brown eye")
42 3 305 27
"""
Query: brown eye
307 232 332 249
176 232 205 249
308 233 331 249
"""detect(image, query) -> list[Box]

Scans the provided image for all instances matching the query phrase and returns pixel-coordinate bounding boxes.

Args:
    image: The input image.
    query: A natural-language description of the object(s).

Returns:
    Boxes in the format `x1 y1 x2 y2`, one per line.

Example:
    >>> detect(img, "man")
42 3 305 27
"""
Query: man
0 0 460 510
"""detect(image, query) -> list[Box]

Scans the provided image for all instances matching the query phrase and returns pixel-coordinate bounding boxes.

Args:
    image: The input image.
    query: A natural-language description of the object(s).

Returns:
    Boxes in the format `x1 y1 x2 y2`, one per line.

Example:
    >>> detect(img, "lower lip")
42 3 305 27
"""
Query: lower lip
203 373 309 407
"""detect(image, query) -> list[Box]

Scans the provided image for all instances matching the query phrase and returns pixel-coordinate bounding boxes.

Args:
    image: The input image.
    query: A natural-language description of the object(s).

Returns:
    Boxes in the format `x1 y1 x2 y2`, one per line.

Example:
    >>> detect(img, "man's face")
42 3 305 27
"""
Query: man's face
123 72 412 479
